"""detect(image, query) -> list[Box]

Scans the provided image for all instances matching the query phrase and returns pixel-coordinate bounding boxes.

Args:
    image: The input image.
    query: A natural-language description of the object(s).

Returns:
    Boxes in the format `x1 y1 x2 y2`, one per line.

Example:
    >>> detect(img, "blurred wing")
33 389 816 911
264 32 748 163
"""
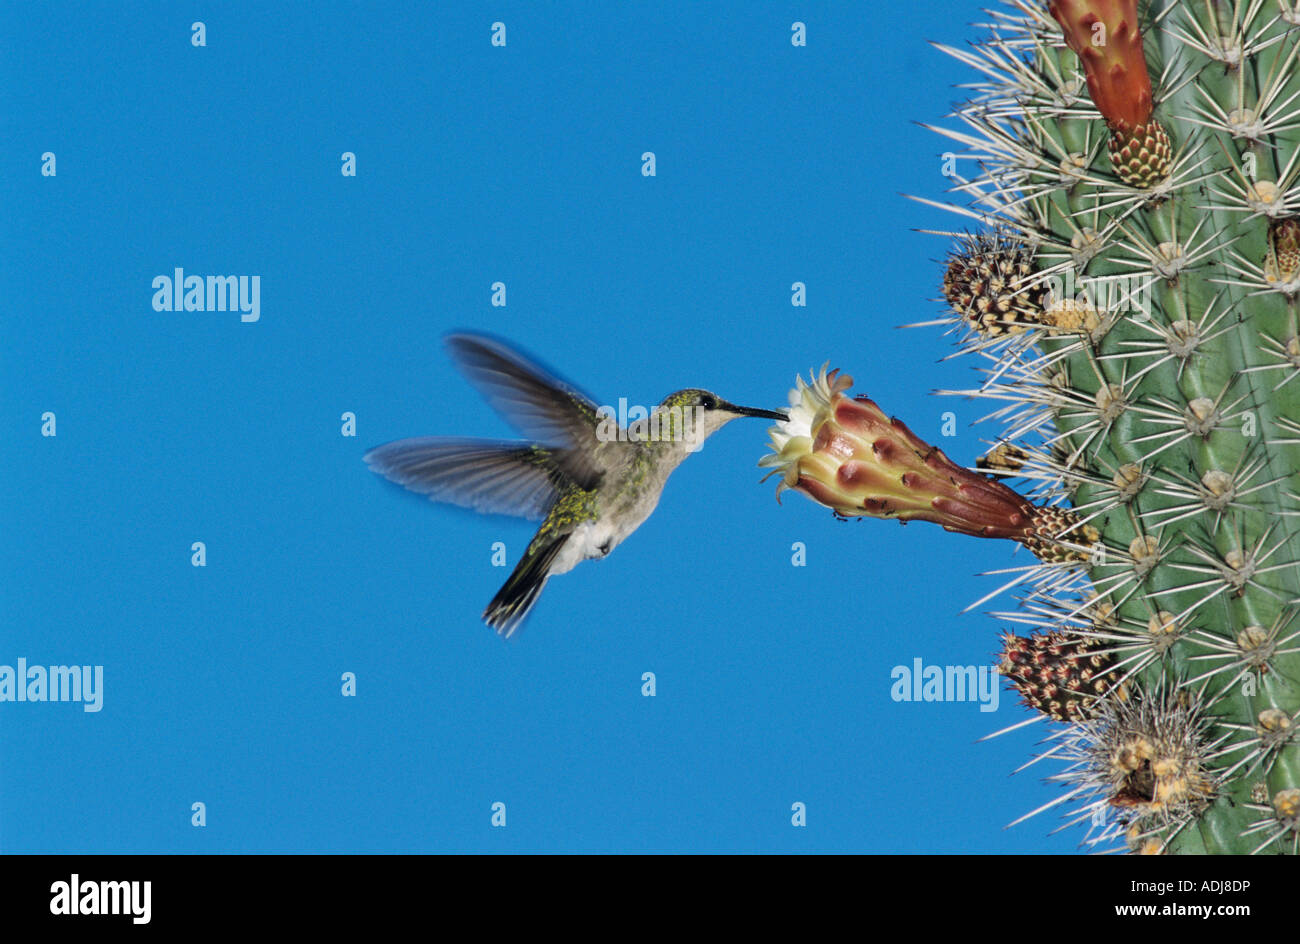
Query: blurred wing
364 437 568 520
445 333 604 487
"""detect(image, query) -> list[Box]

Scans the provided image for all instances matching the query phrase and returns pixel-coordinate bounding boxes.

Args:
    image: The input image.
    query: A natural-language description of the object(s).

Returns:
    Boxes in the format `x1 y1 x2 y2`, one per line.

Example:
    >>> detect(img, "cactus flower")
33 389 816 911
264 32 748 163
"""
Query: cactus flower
759 367 1098 561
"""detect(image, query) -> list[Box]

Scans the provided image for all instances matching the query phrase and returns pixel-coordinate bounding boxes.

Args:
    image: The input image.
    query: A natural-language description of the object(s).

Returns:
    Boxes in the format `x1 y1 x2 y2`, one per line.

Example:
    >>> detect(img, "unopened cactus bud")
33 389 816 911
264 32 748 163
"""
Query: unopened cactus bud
997 630 1119 722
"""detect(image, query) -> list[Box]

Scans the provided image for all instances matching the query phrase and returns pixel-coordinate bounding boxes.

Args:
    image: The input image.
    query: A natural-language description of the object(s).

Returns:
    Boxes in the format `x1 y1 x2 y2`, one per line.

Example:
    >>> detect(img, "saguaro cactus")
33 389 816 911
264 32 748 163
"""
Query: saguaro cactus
767 0 1300 853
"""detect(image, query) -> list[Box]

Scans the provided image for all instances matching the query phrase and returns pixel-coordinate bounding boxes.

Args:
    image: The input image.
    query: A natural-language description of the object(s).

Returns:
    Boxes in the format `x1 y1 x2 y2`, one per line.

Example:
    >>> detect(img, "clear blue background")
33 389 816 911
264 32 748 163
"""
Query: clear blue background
2 1 1080 853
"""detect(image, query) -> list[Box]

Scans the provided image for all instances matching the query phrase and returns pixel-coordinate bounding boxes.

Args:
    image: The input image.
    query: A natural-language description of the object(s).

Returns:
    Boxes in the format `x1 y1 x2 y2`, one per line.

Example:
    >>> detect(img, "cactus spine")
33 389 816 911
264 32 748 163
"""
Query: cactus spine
928 0 1300 852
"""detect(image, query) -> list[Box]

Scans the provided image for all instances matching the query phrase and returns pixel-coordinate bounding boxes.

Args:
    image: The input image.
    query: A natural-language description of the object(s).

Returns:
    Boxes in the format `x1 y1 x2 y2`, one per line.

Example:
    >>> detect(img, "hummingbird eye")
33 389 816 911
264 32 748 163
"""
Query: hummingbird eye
699 394 718 410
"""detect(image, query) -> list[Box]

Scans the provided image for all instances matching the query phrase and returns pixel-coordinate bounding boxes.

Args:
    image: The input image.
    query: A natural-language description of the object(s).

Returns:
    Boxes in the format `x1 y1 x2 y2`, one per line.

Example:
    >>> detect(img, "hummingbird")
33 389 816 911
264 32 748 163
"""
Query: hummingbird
365 333 786 637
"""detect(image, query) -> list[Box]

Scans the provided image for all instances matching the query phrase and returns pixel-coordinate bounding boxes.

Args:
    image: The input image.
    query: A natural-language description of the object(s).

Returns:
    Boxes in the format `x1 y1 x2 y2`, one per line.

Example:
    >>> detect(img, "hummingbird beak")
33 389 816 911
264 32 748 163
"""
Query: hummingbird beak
726 403 789 421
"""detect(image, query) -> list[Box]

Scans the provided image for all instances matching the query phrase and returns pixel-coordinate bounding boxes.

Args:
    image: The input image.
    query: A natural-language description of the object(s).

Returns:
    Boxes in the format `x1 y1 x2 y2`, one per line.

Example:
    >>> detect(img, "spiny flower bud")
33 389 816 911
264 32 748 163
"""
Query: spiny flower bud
997 629 1119 722
942 234 1049 336
759 366 1099 561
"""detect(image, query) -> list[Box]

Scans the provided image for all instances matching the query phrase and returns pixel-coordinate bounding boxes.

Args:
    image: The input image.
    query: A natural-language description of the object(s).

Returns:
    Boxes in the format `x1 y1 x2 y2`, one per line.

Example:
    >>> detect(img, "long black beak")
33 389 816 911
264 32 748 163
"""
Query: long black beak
727 403 788 421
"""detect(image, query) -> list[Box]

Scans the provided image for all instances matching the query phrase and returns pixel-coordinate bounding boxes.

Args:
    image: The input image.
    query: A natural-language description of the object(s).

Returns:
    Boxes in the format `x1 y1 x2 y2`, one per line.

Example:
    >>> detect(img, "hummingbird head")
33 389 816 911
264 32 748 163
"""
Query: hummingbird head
653 389 787 452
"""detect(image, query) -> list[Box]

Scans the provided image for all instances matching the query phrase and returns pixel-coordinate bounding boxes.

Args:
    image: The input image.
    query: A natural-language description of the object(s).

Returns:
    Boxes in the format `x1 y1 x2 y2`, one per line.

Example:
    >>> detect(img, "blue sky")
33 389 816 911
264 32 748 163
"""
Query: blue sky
1 1 1084 853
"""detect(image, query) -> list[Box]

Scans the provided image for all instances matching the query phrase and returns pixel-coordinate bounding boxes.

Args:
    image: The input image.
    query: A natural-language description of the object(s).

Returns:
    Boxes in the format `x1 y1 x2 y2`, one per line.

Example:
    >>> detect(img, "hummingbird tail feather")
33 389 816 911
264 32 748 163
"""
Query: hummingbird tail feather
484 534 570 637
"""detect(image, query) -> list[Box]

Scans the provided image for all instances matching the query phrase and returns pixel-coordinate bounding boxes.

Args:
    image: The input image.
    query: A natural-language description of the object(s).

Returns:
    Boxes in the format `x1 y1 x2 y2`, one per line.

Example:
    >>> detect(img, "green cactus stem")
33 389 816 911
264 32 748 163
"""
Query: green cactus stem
921 0 1300 853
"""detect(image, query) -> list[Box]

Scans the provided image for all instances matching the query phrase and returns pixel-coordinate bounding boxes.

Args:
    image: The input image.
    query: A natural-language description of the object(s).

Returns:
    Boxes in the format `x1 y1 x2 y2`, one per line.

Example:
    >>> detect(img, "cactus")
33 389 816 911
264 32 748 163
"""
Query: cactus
765 0 1300 853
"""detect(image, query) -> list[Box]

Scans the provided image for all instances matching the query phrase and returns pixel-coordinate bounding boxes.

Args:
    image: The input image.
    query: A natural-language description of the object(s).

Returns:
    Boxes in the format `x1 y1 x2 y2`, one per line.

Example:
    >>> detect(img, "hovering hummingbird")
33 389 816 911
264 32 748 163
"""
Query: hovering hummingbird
365 333 786 637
